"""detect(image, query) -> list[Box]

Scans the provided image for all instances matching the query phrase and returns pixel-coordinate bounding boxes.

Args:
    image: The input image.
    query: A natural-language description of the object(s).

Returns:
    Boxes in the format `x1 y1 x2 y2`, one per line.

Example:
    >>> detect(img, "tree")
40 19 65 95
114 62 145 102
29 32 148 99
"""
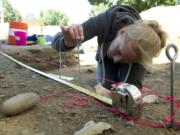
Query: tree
88 0 113 5
40 9 69 26
117 0 176 12
3 0 22 22
0 0 4 23
88 0 113 16
88 0 176 12
89 3 109 17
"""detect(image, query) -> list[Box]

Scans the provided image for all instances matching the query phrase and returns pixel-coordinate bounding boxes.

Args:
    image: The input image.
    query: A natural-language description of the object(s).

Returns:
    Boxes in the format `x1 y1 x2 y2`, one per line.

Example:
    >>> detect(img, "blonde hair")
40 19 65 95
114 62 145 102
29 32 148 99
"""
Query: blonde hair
124 20 167 70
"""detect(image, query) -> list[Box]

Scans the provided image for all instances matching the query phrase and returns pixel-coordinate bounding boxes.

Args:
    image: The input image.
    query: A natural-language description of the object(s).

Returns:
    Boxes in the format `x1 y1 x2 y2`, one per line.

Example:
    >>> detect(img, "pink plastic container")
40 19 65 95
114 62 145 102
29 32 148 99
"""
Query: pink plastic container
14 31 27 46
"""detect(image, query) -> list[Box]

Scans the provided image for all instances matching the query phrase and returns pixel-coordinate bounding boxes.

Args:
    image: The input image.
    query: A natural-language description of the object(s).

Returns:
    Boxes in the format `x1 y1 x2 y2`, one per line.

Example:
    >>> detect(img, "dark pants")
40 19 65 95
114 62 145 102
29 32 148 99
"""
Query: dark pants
96 57 147 89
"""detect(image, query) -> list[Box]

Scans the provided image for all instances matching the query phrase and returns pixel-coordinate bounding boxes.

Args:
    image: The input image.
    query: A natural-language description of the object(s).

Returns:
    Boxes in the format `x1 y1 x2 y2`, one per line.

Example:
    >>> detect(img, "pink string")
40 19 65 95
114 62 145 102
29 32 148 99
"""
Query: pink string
7 53 179 127
39 89 180 128
3 47 179 128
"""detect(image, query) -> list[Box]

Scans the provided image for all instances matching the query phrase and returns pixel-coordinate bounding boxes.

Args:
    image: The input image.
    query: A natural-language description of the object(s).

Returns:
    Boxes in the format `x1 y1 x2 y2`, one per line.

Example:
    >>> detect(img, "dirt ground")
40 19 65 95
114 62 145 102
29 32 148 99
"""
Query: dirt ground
0 46 180 135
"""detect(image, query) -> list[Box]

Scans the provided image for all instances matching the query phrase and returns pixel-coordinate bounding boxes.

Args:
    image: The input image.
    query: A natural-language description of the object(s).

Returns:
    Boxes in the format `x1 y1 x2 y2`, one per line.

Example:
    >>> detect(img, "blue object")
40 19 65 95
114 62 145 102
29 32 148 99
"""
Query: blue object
27 34 38 44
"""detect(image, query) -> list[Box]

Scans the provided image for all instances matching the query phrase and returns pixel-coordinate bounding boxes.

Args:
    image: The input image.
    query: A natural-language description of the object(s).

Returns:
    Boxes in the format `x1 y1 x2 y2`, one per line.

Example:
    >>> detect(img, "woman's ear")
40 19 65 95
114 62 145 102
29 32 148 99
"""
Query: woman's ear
116 27 126 36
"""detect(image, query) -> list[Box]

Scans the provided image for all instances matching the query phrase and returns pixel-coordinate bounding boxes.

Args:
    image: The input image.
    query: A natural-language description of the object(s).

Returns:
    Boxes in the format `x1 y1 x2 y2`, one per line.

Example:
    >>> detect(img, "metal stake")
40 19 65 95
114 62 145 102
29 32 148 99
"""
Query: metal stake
77 44 81 80
59 44 62 79
165 43 178 127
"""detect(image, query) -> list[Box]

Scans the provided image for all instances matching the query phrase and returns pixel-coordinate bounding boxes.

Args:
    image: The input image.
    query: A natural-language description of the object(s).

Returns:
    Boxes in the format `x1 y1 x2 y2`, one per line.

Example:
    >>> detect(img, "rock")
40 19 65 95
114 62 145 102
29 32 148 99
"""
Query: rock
21 129 32 135
1 83 11 88
74 120 113 135
0 95 6 98
32 75 37 78
9 72 14 74
62 64 67 68
124 120 135 127
142 94 159 104
36 133 45 135
1 92 39 116
96 114 107 119
86 69 94 73
0 74 5 79
154 78 163 83
42 86 51 91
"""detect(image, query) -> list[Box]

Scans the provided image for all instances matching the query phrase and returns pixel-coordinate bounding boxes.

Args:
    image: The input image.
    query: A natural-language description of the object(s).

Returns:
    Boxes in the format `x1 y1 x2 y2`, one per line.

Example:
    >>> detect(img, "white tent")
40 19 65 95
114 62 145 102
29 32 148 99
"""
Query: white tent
141 5 180 38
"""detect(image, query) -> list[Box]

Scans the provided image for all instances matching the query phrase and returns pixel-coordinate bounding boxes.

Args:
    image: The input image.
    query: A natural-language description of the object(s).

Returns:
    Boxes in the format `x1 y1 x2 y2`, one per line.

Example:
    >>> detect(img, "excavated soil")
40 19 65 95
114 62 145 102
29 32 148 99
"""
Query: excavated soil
0 45 180 135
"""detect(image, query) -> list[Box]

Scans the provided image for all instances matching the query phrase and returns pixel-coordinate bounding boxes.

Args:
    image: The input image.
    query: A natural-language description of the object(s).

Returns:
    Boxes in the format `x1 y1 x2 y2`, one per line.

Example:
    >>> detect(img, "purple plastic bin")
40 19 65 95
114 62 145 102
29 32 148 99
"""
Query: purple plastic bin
14 31 27 46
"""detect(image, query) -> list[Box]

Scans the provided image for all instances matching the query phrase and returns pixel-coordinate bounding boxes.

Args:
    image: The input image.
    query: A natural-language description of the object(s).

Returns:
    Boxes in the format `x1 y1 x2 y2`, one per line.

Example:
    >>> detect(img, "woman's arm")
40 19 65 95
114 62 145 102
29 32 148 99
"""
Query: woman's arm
51 12 106 52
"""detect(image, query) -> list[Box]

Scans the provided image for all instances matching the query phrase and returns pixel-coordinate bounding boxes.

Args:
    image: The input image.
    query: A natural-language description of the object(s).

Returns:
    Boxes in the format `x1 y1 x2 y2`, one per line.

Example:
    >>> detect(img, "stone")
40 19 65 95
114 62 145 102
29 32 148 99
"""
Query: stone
124 120 135 127
1 92 39 116
0 95 6 99
0 74 5 79
142 94 159 104
74 120 113 135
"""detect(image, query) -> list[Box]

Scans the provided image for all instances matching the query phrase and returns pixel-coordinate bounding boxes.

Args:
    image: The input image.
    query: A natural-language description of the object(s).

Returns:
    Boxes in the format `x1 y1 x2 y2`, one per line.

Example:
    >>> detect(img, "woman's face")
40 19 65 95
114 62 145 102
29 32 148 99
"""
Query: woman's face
107 29 140 63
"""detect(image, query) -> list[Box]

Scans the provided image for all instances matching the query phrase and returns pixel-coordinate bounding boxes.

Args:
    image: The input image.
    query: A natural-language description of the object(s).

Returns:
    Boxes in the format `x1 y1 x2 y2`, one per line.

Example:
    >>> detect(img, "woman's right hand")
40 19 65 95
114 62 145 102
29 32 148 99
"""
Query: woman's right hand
61 24 84 47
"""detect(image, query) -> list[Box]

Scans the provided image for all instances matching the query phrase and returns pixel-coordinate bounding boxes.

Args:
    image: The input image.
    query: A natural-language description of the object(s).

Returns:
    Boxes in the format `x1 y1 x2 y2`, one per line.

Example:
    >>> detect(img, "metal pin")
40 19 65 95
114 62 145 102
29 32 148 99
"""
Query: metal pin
165 43 178 127
59 43 62 79
77 43 81 80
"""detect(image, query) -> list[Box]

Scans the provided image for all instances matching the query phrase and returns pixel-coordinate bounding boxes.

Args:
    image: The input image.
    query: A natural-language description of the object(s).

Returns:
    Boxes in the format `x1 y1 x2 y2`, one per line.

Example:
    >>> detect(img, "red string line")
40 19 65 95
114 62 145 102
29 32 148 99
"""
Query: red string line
37 66 180 128
5 52 179 128
39 88 180 128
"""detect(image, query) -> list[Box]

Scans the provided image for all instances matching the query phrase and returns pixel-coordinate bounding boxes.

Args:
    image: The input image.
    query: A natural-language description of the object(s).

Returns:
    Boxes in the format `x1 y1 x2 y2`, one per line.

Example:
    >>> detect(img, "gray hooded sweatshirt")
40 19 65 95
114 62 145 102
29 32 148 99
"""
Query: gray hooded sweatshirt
51 5 147 89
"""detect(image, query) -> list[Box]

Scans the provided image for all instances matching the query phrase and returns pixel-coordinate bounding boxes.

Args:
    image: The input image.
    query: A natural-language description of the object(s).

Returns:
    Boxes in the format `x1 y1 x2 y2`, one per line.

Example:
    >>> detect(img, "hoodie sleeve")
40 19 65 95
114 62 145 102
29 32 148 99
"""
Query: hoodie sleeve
81 12 106 42
51 12 107 52
51 32 75 52
51 14 105 52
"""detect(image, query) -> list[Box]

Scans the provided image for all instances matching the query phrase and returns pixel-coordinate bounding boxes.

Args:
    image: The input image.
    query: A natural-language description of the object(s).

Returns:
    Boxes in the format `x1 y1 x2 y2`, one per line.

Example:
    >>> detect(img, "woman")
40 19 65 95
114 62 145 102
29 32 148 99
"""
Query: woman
51 5 167 90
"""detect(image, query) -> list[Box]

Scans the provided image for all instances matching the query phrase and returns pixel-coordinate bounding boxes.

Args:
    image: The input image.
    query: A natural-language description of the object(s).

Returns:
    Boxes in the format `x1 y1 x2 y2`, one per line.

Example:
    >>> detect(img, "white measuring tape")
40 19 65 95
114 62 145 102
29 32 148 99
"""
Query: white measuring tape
0 51 112 105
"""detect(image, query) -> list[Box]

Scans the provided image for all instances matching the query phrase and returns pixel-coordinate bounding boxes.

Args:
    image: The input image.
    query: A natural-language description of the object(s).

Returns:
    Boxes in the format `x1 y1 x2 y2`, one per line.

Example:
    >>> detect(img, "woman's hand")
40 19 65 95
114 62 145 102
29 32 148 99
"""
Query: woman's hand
61 24 84 47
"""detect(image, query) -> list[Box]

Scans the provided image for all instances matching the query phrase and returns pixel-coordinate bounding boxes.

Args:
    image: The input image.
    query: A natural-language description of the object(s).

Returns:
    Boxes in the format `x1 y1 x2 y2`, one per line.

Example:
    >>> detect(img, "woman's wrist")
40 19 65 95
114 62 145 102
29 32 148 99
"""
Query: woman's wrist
62 38 76 50
63 39 76 48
